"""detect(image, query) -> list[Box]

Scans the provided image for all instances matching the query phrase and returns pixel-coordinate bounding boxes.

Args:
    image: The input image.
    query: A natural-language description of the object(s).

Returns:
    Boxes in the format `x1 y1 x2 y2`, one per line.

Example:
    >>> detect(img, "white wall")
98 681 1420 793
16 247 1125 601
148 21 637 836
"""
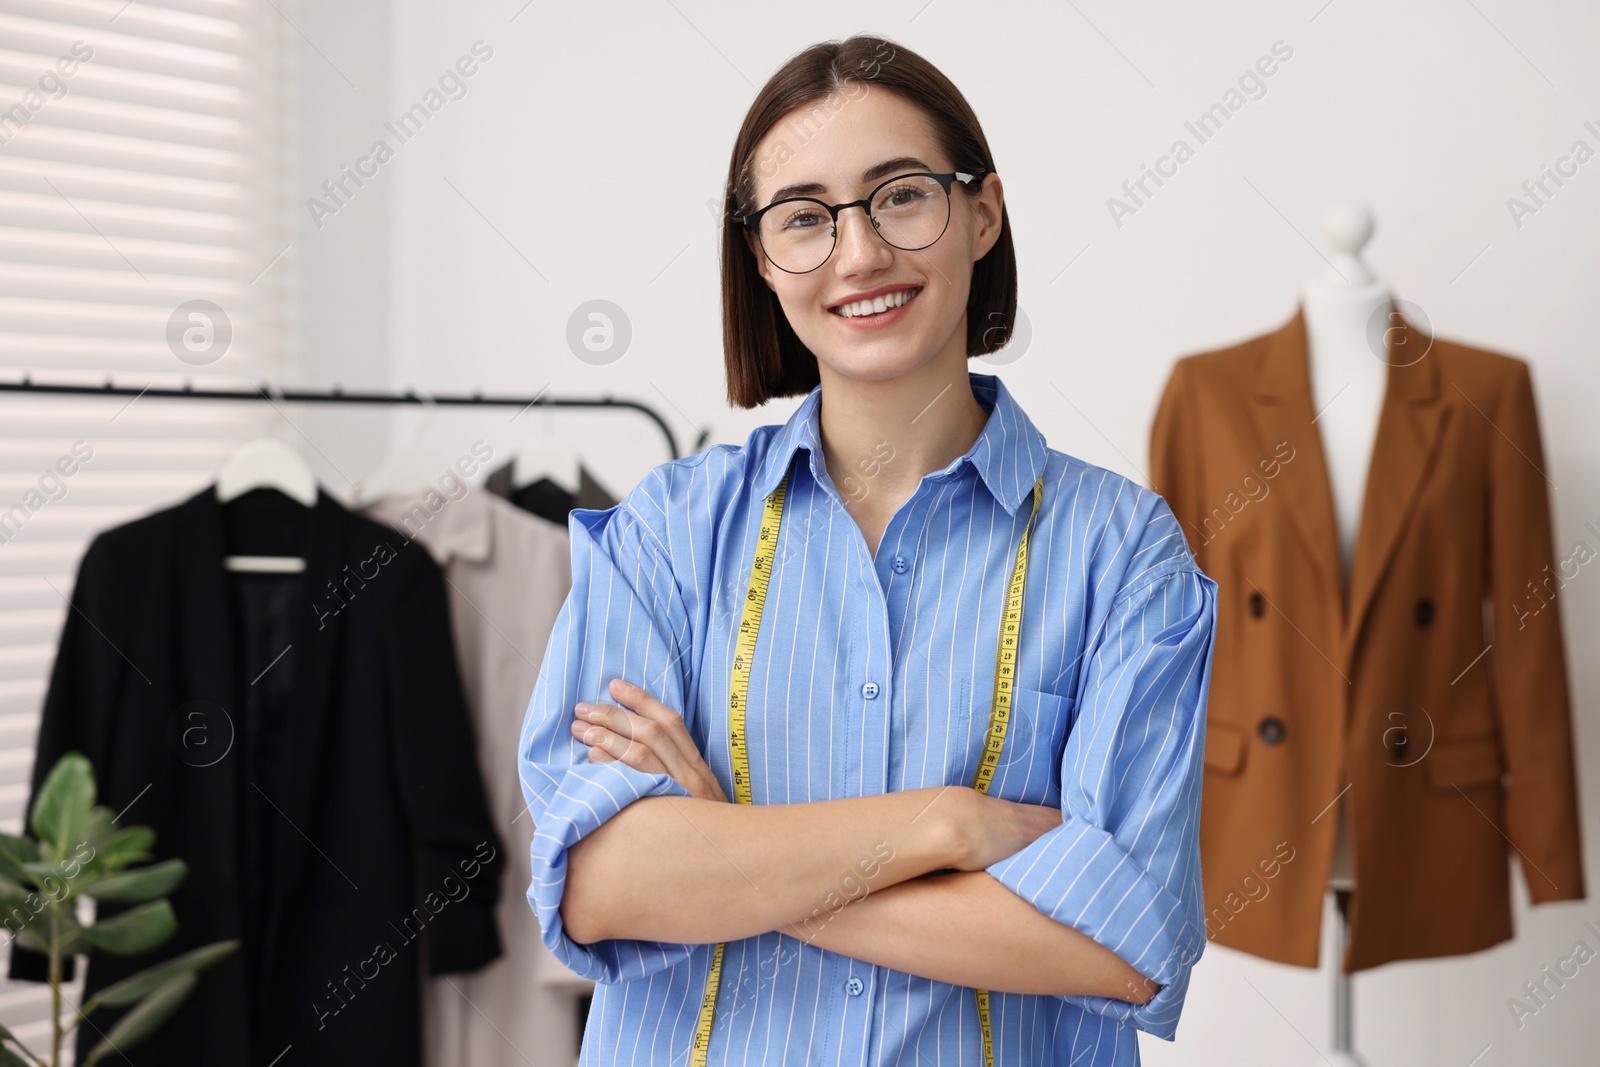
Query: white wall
289 2 1600 1062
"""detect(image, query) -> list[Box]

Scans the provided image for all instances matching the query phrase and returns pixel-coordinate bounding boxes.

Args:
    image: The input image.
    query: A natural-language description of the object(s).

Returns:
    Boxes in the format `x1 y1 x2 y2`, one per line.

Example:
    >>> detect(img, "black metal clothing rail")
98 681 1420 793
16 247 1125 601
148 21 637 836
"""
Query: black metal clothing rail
0 376 702 461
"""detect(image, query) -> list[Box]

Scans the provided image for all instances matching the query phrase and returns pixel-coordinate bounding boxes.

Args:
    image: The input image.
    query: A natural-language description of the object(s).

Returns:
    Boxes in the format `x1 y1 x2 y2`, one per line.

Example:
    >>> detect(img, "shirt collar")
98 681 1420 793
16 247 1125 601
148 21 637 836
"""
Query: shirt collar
752 370 1048 516
366 484 495 565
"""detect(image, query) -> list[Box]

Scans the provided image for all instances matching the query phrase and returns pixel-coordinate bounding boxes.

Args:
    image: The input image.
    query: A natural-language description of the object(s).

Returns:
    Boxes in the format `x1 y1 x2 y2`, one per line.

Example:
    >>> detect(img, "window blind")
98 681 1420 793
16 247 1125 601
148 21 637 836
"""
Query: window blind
0 0 288 1053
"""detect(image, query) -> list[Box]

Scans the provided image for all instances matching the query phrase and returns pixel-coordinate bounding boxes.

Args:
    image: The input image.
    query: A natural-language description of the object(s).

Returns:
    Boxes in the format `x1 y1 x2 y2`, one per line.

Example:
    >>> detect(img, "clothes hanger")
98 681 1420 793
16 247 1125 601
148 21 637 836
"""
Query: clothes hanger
354 387 446 504
215 436 316 573
508 403 584 495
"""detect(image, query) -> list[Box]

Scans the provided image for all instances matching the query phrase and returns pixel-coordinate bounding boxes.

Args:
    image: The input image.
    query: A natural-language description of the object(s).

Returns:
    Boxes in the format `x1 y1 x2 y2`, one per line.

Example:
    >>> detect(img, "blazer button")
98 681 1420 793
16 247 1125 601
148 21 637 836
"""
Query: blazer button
1390 728 1410 764
1257 716 1286 744
1415 598 1435 627
1248 592 1265 618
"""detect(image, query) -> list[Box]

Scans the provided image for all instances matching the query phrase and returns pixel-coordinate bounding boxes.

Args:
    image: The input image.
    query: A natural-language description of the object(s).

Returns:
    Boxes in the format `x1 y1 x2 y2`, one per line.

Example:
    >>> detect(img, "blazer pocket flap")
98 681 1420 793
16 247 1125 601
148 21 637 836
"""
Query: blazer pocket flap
1204 720 1246 775
1424 736 1504 789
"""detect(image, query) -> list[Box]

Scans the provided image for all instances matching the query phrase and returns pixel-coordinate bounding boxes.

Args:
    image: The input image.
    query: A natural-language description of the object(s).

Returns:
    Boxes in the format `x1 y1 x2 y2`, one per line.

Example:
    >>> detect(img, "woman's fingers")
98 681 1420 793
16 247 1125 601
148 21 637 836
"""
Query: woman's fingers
570 682 729 803
571 714 665 773
604 679 715 783
606 678 702 766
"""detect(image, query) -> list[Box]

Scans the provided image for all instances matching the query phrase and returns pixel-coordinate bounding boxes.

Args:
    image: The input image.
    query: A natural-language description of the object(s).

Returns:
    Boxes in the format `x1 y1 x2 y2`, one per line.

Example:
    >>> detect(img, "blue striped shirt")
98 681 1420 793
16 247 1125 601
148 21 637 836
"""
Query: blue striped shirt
517 370 1218 1065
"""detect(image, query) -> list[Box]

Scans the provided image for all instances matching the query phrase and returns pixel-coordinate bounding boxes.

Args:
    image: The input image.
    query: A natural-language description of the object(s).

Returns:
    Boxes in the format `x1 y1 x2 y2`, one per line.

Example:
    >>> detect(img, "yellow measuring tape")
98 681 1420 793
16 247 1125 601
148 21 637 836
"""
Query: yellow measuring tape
690 468 1045 1067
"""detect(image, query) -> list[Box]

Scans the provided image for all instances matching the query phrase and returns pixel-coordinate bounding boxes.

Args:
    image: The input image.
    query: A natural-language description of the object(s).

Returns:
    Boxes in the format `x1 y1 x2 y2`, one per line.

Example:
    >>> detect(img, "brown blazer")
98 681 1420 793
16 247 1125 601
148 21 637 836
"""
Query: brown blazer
1150 304 1586 972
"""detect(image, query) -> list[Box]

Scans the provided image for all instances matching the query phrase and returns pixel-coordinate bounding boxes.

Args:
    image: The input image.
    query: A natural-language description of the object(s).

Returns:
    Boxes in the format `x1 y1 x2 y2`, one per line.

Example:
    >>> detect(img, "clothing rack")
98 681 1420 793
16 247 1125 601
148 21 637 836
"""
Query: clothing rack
0 375 707 460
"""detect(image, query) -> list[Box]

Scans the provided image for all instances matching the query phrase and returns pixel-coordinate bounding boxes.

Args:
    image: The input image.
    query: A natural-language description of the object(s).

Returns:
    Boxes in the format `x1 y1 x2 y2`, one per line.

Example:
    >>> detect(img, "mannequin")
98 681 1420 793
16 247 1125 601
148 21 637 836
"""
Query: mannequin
1301 204 1389 1067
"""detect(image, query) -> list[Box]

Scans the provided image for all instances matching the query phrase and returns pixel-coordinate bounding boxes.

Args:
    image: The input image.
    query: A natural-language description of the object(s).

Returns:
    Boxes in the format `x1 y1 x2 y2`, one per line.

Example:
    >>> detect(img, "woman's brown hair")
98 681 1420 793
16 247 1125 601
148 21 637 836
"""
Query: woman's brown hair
720 35 1017 409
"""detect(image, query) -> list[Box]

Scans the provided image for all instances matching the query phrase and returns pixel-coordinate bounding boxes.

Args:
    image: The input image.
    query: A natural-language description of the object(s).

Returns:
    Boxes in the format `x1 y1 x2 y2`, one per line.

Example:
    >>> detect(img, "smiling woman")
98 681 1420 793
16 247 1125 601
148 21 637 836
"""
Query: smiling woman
517 32 1218 1067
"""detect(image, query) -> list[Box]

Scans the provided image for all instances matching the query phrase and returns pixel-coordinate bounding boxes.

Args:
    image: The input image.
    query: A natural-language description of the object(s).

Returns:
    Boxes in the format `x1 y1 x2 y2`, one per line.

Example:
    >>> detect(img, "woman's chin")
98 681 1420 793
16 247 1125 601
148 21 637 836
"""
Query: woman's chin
813 349 934 385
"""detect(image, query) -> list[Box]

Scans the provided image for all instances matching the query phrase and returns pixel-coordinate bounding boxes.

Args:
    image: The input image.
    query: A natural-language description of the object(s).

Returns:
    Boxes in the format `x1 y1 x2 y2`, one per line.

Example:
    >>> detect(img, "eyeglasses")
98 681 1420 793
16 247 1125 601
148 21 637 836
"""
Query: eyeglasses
741 170 985 274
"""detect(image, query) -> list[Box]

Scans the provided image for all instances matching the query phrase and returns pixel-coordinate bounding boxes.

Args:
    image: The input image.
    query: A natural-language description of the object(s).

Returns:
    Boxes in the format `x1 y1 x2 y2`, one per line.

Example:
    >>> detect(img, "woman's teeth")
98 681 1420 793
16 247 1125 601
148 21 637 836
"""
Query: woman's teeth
830 287 921 318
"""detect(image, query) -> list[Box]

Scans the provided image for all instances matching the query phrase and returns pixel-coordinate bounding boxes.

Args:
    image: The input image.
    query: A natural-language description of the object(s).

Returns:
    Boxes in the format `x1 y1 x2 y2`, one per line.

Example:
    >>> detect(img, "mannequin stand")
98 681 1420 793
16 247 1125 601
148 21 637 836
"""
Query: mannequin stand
1327 888 1367 1066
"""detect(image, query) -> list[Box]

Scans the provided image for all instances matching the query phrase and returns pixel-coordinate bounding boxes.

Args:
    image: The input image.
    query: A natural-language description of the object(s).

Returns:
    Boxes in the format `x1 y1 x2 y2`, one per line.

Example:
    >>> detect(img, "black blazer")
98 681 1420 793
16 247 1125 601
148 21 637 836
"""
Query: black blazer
9 486 504 1066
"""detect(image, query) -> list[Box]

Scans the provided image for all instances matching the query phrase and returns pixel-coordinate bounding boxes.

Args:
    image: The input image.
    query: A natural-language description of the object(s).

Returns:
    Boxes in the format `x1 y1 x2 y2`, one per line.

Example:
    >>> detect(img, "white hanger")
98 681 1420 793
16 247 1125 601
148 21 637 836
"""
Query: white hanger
509 402 583 494
355 388 446 505
215 437 316 573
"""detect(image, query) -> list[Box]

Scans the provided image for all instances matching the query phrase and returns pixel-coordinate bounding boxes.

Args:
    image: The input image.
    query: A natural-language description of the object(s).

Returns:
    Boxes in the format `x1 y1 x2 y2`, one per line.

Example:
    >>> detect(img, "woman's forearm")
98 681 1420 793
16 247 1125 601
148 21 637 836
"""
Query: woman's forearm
561 785 967 945
781 870 1162 1004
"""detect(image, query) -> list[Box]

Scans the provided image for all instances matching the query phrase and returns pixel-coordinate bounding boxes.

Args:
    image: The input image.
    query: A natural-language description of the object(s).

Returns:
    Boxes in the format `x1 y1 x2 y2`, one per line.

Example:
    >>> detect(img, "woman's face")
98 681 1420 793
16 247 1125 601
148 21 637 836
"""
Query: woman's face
744 88 1003 385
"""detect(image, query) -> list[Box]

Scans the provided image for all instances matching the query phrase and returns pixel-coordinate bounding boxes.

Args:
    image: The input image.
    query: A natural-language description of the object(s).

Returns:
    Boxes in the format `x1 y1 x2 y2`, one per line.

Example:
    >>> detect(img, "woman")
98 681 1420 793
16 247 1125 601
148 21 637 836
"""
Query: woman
518 34 1218 1066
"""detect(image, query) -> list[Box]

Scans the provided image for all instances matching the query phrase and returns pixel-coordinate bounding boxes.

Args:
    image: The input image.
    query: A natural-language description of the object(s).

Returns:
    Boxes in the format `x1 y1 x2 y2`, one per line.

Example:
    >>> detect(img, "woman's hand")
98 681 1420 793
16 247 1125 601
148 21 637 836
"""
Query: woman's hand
571 679 729 803
945 790 1063 871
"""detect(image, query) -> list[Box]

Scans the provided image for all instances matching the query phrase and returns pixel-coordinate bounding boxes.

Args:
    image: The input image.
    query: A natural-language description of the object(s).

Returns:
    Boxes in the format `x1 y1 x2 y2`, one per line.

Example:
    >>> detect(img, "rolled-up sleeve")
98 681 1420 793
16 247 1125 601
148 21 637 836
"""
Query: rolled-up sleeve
517 498 697 983
985 559 1217 1040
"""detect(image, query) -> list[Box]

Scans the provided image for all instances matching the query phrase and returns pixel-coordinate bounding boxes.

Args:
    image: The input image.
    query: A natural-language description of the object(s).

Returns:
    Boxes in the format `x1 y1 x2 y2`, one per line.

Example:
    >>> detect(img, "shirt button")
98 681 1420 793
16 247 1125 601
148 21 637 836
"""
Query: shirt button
845 976 864 996
861 681 879 700
892 554 908 574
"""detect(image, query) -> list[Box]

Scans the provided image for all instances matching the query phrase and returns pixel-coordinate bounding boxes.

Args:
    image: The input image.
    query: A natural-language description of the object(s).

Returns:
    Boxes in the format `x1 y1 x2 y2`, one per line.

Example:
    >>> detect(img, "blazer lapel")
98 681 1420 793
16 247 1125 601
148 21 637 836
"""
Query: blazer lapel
1342 310 1449 662
1247 308 1346 620
1247 304 1450 667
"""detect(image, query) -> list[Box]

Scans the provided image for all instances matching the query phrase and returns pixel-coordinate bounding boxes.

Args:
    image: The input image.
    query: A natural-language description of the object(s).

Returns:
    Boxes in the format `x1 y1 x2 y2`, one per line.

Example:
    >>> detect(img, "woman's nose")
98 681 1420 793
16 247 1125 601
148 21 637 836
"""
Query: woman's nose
832 205 890 268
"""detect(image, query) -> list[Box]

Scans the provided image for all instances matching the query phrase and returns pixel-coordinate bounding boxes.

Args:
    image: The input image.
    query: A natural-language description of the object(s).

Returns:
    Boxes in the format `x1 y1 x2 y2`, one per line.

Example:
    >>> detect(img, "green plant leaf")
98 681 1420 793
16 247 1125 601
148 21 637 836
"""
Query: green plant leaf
83 860 187 904
82 900 176 956
82 971 197 1067
74 807 120 872
30 752 95 859
0 875 32 908
19 859 87 905
0 1044 30 1066
0 834 38 883
85 940 239 1009
15 907 86 957
98 827 156 871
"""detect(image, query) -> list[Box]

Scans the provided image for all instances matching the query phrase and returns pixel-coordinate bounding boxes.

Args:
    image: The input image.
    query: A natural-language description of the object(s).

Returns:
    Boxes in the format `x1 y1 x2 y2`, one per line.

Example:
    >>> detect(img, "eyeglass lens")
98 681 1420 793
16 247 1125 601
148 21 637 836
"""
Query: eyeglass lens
757 174 952 273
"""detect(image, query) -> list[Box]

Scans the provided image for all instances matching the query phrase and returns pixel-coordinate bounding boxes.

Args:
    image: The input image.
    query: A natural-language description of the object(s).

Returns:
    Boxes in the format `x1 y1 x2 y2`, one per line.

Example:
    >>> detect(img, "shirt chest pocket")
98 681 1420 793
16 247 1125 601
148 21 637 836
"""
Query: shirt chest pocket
957 680 1073 806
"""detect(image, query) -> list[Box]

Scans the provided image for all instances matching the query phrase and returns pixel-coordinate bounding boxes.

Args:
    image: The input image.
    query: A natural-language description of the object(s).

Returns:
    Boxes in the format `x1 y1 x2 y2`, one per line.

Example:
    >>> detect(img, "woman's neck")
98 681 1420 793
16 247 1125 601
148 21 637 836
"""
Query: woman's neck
815 360 990 507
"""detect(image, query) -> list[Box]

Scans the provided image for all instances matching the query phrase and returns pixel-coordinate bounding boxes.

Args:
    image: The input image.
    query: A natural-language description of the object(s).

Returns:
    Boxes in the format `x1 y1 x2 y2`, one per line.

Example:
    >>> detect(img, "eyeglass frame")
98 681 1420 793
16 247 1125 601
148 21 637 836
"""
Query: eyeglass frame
739 169 987 274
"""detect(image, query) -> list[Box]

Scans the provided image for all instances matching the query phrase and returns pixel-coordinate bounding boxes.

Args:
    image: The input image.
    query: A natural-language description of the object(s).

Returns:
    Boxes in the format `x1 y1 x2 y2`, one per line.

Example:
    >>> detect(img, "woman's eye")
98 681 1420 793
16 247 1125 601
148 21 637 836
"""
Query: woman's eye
782 210 823 230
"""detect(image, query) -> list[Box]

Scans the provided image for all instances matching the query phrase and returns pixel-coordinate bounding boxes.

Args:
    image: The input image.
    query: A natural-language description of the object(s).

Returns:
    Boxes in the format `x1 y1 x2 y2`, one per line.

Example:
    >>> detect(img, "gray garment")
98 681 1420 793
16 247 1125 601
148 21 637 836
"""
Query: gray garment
365 487 590 1067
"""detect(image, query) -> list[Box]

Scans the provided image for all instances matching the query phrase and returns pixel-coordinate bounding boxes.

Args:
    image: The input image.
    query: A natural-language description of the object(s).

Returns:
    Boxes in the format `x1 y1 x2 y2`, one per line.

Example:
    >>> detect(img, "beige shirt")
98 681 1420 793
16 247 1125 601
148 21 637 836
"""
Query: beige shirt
365 487 588 1067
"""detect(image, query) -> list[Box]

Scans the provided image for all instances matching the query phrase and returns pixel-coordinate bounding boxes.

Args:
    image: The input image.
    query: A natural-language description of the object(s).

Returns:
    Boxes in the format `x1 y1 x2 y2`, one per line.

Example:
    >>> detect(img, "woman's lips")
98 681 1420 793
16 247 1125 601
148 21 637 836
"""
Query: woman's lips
828 286 921 328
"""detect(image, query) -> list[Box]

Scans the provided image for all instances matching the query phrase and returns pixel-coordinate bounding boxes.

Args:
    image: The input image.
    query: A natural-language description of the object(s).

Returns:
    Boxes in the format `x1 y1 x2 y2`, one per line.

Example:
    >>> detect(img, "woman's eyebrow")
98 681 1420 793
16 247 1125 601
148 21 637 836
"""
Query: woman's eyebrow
765 156 932 205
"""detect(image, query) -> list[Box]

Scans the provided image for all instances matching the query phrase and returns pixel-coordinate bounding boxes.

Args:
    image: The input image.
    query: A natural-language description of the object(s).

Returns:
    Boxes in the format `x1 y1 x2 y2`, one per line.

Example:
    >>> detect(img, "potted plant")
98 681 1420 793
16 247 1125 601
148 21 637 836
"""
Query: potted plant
0 752 238 1066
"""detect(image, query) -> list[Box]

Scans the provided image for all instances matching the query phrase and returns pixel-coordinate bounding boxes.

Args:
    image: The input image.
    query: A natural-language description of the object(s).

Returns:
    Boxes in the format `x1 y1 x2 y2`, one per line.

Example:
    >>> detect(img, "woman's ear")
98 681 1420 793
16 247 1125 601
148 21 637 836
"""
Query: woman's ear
970 172 1004 262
